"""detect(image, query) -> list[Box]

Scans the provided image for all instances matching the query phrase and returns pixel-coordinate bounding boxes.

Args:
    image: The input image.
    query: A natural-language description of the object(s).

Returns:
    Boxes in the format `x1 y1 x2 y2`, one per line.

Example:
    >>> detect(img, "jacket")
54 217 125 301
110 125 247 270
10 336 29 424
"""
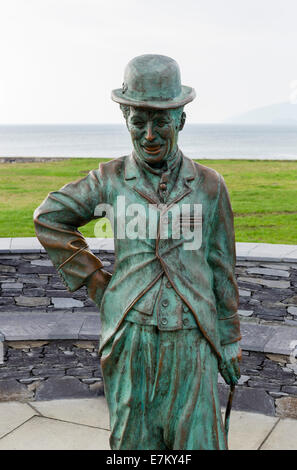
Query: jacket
34 152 240 359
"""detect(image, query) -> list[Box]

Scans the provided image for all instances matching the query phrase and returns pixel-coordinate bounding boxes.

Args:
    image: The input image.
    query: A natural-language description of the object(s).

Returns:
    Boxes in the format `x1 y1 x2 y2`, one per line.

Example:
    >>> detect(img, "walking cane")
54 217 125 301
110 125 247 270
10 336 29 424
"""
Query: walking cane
224 384 235 445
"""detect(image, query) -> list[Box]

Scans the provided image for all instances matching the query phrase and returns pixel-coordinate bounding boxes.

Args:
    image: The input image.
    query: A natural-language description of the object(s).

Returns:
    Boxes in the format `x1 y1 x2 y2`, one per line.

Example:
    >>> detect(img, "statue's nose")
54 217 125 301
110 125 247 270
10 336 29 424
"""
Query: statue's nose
145 122 155 142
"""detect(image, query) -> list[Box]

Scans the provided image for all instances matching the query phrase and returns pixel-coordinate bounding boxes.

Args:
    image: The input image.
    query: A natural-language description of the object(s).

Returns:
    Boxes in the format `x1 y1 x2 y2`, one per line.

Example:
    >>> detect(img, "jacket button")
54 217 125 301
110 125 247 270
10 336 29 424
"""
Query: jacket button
183 318 189 326
183 305 189 312
161 318 168 325
162 299 169 307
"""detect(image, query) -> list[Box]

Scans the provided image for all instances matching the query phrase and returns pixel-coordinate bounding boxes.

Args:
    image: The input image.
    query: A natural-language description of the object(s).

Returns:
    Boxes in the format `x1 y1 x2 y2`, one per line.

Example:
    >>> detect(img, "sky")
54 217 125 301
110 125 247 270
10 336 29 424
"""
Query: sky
0 0 296 124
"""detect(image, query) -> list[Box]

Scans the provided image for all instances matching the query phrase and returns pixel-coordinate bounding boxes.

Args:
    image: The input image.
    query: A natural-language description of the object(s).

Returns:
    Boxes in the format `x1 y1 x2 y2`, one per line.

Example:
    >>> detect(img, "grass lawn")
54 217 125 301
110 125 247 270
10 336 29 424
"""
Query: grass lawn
0 158 296 244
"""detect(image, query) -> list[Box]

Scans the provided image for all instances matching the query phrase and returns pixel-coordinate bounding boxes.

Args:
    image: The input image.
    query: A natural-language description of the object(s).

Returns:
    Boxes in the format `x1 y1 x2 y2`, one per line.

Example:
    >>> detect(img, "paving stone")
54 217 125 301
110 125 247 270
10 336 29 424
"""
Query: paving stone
0 379 33 401
23 288 46 297
18 265 56 274
246 268 290 278
0 265 16 273
51 298 84 309
30 260 53 267
218 374 250 385
276 396 297 419
287 307 297 316
35 376 92 400
283 295 297 304
0 368 31 379
1 282 23 289
102 261 111 267
89 381 105 395
33 396 110 429
261 418 297 449
23 254 42 260
219 384 275 415
247 379 281 392
265 353 288 364
269 392 289 398
239 289 251 297
238 277 290 289
281 385 297 394
19 377 46 384
0 238 11 252
17 276 48 285
45 290 72 298
66 366 96 377
240 323 276 352
264 327 297 355
238 309 254 317
79 315 101 340
0 297 15 305
0 313 87 340
0 416 110 450
15 296 50 307
32 367 66 377
10 238 42 252
260 263 292 270
227 410 278 450
0 402 36 438
248 243 297 260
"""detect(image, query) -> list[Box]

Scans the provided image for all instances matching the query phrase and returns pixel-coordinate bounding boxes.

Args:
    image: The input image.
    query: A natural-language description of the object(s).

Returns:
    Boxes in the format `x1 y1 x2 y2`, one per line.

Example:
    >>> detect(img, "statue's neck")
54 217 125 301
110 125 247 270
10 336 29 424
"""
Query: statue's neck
133 147 181 176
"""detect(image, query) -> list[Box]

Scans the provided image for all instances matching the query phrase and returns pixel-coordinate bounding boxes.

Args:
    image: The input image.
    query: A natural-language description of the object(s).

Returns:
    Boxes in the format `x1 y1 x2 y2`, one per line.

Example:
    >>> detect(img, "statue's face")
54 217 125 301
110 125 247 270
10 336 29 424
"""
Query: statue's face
126 107 184 165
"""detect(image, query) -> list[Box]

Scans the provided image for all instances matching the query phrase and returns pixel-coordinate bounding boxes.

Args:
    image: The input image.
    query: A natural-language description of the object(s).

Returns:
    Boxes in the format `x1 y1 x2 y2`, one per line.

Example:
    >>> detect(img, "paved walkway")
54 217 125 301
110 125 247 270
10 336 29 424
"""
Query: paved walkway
1 238 297 262
0 398 297 450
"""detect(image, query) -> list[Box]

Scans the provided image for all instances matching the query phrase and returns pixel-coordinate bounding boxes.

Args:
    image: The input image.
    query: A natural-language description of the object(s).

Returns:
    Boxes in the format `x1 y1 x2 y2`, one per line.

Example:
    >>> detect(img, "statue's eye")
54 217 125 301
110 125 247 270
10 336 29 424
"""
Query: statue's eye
157 121 167 127
132 121 144 128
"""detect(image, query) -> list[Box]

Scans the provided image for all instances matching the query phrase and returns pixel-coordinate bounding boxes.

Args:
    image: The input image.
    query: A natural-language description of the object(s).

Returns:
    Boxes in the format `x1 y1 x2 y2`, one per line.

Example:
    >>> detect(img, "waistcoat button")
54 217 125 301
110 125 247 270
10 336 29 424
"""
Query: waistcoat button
183 318 189 326
162 299 169 307
183 305 189 312
161 318 168 325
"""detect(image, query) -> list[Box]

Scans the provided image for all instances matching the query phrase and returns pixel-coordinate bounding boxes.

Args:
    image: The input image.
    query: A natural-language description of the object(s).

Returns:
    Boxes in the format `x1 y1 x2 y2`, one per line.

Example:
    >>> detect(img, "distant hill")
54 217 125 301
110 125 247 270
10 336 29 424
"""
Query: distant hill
226 102 297 125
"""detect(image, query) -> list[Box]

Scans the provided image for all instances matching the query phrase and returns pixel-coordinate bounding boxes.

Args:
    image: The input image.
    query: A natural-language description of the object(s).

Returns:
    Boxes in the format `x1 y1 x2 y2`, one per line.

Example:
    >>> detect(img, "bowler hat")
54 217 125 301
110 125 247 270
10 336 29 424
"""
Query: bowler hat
111 54 196 109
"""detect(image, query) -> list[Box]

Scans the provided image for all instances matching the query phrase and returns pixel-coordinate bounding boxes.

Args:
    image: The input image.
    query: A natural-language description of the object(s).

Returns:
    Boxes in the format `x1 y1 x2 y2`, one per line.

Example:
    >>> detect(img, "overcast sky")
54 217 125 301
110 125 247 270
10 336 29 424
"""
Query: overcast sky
0 0 296 124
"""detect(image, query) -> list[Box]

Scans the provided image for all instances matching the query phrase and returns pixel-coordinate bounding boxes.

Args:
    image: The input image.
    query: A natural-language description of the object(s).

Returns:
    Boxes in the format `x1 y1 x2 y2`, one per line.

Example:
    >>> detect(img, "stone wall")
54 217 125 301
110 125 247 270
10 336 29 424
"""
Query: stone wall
0 251 296 323
0 251 114 314
0 340 103 402
0 241 297 419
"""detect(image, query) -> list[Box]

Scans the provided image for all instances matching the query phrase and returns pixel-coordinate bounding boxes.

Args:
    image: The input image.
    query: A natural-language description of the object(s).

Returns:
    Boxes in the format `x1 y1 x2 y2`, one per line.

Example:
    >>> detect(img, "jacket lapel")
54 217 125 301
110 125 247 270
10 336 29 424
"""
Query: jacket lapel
165 154 196 208
124 152 196 208
124 153 160 205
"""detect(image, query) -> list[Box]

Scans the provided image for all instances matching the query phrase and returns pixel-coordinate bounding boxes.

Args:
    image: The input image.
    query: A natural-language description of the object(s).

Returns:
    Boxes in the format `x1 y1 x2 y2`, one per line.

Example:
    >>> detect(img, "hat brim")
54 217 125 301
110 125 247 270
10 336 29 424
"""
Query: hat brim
111 85 196 109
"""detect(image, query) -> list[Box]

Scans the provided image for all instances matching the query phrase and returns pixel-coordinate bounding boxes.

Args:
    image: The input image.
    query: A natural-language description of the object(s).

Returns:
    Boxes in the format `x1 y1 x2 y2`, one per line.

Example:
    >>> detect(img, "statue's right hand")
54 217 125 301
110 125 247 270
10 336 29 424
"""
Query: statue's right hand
85 269 112 305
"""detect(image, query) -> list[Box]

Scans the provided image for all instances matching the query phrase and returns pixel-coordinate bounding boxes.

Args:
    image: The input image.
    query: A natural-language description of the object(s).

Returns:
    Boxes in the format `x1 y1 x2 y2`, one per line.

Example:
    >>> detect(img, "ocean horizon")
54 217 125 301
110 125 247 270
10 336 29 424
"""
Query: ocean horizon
0 123 297 160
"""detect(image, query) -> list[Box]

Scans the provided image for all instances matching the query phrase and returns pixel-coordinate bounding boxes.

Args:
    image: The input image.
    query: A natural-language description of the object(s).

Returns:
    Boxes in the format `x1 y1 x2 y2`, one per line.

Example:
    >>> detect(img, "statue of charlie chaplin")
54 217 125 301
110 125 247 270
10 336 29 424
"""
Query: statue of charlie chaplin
34 54 241 450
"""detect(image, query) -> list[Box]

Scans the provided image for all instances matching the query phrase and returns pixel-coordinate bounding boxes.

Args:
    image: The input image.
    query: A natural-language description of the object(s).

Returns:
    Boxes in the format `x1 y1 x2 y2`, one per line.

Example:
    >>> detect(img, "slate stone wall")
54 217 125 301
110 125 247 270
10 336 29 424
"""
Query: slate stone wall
219 350 297 419
0 253 296 323
0 251 114 314
1 337 296 418
0 340 103 402
236 261 297 324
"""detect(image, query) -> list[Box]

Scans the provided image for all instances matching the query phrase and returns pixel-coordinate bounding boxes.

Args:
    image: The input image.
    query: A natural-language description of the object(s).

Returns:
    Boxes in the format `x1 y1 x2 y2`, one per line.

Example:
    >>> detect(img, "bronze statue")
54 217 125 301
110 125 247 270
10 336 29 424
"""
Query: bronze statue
34 54 241 450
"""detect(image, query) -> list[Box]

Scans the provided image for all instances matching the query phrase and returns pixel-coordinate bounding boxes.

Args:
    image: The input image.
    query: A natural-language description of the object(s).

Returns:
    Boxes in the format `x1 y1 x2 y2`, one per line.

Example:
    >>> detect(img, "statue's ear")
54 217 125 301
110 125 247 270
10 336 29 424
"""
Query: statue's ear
179 112 186 131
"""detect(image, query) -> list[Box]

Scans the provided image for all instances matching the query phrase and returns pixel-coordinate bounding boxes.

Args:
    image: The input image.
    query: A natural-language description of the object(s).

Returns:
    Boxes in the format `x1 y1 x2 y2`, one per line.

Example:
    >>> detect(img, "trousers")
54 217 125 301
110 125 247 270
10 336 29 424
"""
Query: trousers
100 321 227 450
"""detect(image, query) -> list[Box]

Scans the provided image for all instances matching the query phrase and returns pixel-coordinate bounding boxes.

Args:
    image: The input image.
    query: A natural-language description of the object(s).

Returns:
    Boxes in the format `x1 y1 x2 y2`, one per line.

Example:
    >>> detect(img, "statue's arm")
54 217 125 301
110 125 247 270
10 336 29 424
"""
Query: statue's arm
208 175 241 384
33 169 111 300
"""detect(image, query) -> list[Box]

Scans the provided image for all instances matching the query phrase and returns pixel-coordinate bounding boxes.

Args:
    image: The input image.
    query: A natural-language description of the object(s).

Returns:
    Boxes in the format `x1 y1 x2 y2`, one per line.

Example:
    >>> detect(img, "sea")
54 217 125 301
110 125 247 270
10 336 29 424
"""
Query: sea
0 124 296 160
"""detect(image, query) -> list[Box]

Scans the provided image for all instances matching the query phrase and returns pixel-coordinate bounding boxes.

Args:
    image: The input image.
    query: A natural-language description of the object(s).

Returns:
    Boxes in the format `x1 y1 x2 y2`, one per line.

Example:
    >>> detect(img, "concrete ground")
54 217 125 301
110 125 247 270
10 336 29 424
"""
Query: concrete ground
0 398 296 450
